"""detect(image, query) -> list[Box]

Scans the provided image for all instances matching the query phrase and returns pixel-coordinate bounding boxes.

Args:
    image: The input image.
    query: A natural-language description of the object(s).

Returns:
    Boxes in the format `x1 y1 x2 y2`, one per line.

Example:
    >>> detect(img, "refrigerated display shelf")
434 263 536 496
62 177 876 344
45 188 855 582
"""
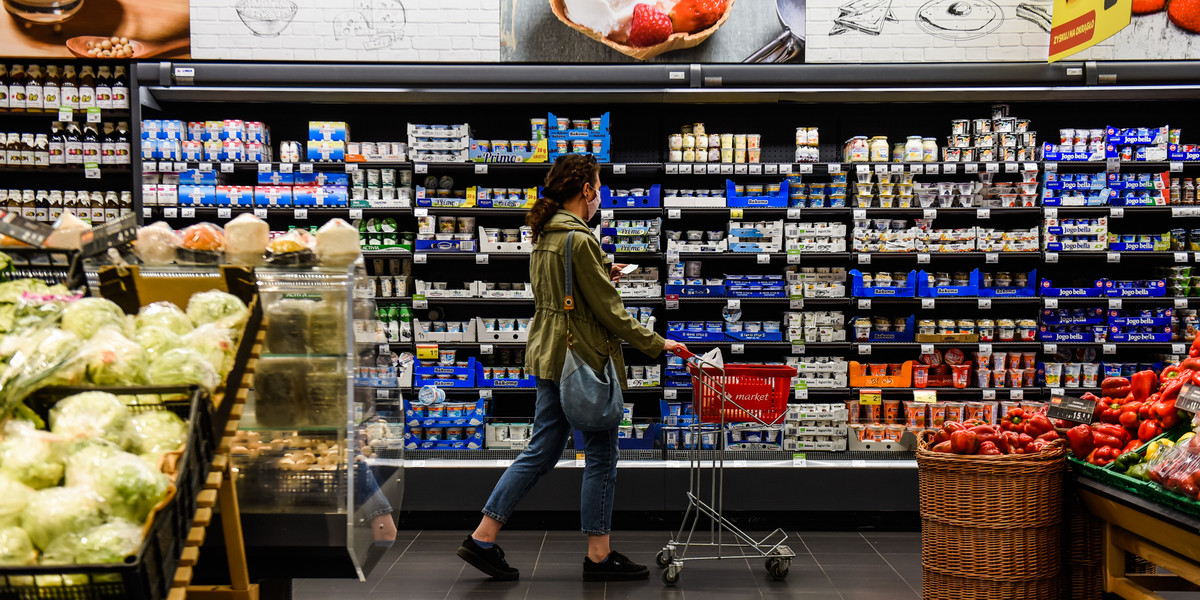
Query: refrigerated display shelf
0 109 132 119
390 448 917 465
0 165 132 174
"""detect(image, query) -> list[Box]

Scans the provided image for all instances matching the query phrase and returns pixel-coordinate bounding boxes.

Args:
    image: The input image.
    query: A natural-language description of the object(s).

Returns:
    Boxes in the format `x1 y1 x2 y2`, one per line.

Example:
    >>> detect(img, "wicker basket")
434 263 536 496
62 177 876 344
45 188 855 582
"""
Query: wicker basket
917 438 1068 600
1065 490 1104 600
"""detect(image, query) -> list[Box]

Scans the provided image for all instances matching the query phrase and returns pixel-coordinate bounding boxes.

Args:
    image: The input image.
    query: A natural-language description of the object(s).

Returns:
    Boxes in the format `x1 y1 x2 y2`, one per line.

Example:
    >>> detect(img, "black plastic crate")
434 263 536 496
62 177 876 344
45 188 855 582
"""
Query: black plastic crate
236 464 346 511
1 385 216 600
0 247 84 290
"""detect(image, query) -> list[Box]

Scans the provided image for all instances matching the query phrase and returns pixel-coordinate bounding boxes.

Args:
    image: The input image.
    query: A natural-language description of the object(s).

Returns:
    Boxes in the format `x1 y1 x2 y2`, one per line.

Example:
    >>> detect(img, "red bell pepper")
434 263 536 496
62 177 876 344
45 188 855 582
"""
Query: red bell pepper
998 431 1020 454
1099 399 1126 424
951 429 980 454
1161 364 1183 381
1182 357 1200 372
1089 446 1118 466
1101 376 1132 398
1130 370 1158 403
978 441 1002 455
1190 336 1200 358
932 430 950 446
1067 424 1094 459
1025 439 1049 454
1081 392 1101 404
1024 414 1054 438
931 441 953 453
1138 419 1163 443
1095 423 1130 444
999 408 1025 432
970 425 1000 447
1122 439 1142 454
1037 430 1060 443
1119 404 1141 428
943 421 966 434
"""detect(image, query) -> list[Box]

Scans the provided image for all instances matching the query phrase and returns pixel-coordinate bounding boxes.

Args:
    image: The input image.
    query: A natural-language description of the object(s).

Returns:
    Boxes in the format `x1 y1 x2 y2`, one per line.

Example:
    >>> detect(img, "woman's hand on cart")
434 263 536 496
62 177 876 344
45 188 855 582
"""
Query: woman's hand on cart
664 339 691 358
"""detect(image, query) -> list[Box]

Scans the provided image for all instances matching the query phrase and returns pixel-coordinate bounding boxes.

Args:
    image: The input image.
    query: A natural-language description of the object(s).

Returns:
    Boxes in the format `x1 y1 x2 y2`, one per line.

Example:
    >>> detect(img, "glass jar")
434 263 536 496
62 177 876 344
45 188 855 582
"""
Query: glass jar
869 136 889 162
922 137 938 162
848 136 869 162
904 136 924 163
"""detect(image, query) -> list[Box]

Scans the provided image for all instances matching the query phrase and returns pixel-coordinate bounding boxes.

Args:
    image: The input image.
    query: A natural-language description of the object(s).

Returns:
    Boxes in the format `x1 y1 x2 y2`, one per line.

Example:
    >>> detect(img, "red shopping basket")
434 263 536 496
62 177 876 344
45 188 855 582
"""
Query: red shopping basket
678 349 796 425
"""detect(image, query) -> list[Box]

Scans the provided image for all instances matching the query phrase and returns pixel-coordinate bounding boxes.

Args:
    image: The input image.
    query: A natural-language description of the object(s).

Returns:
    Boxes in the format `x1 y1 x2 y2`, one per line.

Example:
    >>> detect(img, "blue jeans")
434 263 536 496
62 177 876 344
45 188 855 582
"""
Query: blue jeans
482 378 619 535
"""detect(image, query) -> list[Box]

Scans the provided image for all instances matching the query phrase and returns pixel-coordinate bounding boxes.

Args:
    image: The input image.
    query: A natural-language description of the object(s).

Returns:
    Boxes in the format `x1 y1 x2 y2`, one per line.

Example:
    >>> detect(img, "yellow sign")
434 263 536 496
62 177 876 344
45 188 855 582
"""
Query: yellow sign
1048 0 1131 62
859 389 882 406
914 390 938 403
416 343 440 360
528 138 549 163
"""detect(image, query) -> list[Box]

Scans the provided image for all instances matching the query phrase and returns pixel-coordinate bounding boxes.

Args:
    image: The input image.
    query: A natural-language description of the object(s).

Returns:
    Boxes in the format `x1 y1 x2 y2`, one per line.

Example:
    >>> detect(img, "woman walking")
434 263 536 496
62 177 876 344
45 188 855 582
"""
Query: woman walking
457 154 686 581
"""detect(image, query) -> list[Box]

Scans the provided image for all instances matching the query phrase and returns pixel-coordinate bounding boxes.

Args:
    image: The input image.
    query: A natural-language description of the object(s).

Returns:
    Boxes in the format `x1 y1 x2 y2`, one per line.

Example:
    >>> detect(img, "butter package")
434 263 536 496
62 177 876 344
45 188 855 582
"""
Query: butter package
181 140 203 162
142 183 158 207
156 184 178 206
307 140 345 162
254 186 292 207
295 171 349 186
309 121 349 142
178 185 215 206
258 170 294 185
217 185 254 206
179 169 217 186
222 139 244 162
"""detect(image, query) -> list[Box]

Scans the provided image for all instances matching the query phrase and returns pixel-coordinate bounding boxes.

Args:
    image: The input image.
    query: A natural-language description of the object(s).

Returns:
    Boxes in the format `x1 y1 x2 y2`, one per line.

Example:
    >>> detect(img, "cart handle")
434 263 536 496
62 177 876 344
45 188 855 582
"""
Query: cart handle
671 346 697 360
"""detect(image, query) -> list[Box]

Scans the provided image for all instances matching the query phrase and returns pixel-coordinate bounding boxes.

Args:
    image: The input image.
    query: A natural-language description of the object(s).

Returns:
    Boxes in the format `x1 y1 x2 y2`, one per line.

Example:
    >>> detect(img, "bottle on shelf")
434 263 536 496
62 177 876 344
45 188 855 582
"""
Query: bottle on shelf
95 66 112 110
4 132 20 166
114 121 129 165
5 188 19 215
0 64 8 109
62 190 77 217
8 65 25 111
119 190 132 217
34 190 48 222
88 190 104 224
78 66 95 109
25 64 42 112
81 123 99 165
48 190 63 221
112 66 128 110
103 190 119 221
61 65 78 110
1186 179 1196 205
386 306 401 342
48 122 64 165
20 133 34 167
32 133 48 167
397 304 413 342
42 65 59 112
101 122 115 165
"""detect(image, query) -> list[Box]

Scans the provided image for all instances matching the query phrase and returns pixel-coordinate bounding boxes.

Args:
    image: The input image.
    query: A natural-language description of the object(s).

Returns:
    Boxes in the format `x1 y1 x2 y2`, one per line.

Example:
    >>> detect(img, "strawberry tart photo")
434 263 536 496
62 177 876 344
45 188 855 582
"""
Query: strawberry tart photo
549 0 738 59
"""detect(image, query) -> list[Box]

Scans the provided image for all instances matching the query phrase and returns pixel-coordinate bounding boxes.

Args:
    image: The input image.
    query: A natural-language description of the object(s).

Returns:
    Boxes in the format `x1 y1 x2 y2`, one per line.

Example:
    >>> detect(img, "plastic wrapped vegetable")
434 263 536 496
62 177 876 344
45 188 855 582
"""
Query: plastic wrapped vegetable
308 299 346 355
0 473 35 527
132 222 180 265
146 348 220 390
265 299 311 355
20 487 106 550
134 301 193 335
181 324 236 374
50 391 132 446
265 229 318 267
63 438 124 491
225 213 269 266
135 325 182 357
125 411 187 459
186 290 248 329
176 222 225 265
38 532 83 565
88 452 170 523
80 326 149 387
316 218 361 267
0 526 36 566
0 328 86 413
73 519 144 564
0 421 64 489
60 297 129 340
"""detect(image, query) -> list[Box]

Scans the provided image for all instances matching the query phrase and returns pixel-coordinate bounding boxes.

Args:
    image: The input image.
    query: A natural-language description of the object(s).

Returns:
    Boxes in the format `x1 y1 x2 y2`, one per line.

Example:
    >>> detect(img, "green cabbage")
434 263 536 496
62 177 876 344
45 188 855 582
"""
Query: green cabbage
146 348 219 391
88 453 169 524
0 421 63 489
134 326 182 357
59 298 128 340
0 473 35 527
125 411 187 458
134 302 193 335
74 519 143 564
50 391 132 446
181 324 236 374
186 290 248 329
0 526 36 566
63 438 124 491
0 328 85 416
20 487 105 550
38 532 82 565
81 326 149 387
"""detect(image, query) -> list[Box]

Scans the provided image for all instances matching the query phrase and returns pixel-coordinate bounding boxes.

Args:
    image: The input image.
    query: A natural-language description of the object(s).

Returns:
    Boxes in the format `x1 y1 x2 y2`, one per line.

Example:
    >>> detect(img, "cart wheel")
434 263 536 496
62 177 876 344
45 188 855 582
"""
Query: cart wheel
768 559 790 581
662 565 680 586
765 557 779 572
656 550 671 569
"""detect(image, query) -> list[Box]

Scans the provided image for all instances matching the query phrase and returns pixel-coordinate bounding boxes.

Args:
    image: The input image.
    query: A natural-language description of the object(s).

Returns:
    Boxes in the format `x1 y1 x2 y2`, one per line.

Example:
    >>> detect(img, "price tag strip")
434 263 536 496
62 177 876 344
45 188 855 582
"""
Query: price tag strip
1049 393 1101 424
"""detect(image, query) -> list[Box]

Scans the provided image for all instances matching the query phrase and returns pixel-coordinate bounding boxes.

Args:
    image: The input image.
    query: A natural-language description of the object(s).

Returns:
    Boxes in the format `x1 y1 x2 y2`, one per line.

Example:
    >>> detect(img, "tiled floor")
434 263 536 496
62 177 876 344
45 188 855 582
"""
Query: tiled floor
292 530 923 600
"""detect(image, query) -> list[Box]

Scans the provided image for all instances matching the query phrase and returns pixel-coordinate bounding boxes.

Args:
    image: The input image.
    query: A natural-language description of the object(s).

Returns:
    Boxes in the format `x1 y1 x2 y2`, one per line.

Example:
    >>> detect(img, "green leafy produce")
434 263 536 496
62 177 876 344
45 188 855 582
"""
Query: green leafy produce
73 519 143 564
0 526 36 566
63 438 124 491
37 532 83 565
186 290 248 329
0 473 35 527
20 487 105 550
81 326 149 387
134 302 193 335
60 297 129 340
89 453 169 524
0 421 64 489
146 348 219 391
50 391 132 446
0 328 85 417
181 323 236 374
125 411 187 459
134 326 182 357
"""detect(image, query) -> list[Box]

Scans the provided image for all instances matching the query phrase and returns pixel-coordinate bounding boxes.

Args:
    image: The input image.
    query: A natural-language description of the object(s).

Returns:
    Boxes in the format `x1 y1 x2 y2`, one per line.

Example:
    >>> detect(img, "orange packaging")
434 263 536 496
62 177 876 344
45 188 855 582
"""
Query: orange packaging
849 423 867 441
1022 368 1035 387
867 424 886 441
912 365 930 388
930 401 948 426
944 348 965 365
903 400 928 428
944 401 965 422
1009 368 1024 388
869 363 888 376
864 402 881 423
845 400 861 423
888 363 904 376
883 399 901 424
950 364 970 388
885 424 906 441
965 401 986 422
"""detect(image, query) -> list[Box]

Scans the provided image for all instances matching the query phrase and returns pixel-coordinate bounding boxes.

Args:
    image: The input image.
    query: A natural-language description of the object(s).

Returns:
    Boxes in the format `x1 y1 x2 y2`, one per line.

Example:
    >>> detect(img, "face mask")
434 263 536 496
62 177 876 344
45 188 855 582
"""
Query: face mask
585 187 600 221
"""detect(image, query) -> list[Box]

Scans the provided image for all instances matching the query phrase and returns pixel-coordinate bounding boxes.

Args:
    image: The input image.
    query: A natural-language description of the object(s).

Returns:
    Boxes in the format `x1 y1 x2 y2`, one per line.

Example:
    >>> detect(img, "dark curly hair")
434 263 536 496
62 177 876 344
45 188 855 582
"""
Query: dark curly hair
526 154 600 243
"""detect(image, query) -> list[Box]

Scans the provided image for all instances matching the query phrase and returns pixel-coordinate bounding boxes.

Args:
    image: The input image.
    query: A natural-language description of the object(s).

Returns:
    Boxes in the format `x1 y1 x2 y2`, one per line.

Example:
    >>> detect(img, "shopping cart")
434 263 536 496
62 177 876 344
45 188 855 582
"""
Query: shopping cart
657 348 798 586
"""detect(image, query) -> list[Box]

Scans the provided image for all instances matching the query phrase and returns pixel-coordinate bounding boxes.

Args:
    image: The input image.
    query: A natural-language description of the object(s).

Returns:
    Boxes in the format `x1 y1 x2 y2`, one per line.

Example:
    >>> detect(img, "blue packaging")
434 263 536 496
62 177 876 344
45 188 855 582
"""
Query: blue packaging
177 185 216 206
295 171 349 186
258 171 294 185
254 186 292 206
179 169 217 186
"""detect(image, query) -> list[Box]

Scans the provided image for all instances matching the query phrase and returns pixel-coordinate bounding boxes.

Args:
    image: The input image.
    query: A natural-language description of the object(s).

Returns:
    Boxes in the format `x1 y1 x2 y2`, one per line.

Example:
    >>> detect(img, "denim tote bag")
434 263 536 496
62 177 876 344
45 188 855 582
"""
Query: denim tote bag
558 231 624 431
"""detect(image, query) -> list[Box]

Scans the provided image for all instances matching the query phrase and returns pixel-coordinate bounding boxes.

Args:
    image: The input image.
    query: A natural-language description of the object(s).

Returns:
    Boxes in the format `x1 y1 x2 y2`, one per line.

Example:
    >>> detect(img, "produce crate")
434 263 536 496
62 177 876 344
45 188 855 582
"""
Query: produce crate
1 385 215 600
1070 428 1200 519
1 247 84 290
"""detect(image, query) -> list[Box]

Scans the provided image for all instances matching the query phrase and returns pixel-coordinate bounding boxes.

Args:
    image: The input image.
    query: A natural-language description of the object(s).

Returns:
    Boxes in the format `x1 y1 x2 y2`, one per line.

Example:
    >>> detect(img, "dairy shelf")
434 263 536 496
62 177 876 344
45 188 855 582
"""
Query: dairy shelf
0 165 132 174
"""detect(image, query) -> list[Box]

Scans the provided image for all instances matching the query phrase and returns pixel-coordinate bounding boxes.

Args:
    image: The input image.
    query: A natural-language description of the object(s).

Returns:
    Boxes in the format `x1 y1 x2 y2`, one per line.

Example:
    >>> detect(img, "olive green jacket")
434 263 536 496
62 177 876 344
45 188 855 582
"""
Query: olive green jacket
524 210 665 386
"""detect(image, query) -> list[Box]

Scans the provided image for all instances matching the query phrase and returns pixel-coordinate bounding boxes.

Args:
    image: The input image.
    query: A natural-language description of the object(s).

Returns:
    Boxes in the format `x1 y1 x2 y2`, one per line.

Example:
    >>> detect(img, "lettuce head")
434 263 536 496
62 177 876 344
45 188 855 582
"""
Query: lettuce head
0 526 36 566
134 302 193 335
146 348 219 391
50 391 132 446
60 298 128 340
20 487 105 551
186 291 247 329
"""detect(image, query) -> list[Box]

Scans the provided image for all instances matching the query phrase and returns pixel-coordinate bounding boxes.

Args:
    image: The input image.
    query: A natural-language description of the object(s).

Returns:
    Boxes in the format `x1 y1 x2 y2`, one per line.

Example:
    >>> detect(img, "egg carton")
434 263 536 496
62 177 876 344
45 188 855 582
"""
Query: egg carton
784 424 848 437
786 405 849 422
787 223 847 237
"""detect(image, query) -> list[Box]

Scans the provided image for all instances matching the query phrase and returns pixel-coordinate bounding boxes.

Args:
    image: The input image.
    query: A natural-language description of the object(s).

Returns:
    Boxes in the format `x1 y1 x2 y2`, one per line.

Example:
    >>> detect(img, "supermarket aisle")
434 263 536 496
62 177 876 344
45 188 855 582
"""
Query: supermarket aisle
292 530 922 599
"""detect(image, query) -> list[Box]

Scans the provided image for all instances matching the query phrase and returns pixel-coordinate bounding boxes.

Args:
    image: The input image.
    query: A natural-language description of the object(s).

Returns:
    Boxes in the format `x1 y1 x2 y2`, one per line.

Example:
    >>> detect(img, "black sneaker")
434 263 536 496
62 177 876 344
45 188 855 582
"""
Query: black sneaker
457 536 519 581
582 550 649 581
